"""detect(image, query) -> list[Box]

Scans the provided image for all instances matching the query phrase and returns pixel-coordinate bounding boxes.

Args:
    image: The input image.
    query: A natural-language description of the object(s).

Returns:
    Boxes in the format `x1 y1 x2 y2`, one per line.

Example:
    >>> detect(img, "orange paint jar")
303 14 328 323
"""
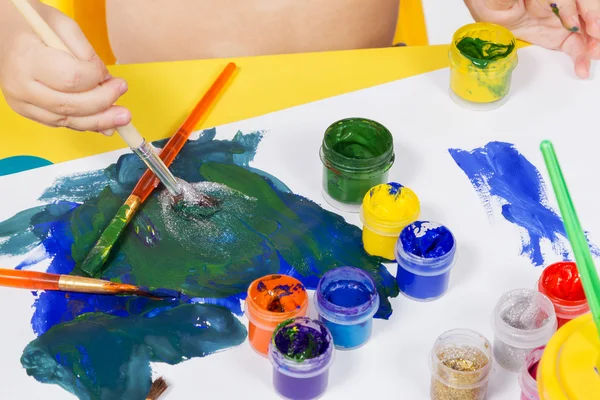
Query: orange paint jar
245 274 309 356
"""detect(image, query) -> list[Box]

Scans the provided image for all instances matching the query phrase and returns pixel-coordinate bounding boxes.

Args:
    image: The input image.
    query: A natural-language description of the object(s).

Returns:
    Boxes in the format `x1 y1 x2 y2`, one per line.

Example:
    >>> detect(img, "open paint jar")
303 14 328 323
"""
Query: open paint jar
448 22 518 110
429 329 493 400
537 261 589 329
395 221 457 301
537 313 600 399
320 118 395 213
246 274 309 356
518 345 544 400
314 266 380 350
491 289 557 372
360 182 420 260
269 317 334 400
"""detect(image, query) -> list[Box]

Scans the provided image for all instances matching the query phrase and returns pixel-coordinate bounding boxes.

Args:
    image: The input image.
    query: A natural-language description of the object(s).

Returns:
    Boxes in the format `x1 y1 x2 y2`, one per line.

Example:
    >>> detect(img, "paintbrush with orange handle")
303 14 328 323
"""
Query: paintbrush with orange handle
0 269 179 299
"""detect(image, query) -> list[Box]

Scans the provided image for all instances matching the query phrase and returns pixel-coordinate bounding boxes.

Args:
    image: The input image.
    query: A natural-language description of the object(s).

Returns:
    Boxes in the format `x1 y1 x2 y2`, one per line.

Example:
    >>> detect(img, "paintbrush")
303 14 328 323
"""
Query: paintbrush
9 0 183 197
540 140 600 366
0 268 179 299
146 377 169 400
77 62 237 277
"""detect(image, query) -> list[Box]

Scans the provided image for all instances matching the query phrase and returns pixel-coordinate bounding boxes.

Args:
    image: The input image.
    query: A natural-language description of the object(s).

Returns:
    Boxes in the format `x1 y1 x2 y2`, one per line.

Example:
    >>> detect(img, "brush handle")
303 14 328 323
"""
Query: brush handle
0 268 60 291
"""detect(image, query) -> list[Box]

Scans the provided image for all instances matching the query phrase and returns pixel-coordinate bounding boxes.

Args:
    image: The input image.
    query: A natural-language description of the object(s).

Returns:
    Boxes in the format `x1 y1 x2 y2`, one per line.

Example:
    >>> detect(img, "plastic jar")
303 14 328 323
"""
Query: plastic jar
519 345 544 400
537 261 589 329
320 118 395 213
395 221 457 301
449 22 518 110
537 313 600 399
268 317 335 400
359 182 420 260
491 289 557 372
245 274 308 356
429 329 493 400
314 266 380 350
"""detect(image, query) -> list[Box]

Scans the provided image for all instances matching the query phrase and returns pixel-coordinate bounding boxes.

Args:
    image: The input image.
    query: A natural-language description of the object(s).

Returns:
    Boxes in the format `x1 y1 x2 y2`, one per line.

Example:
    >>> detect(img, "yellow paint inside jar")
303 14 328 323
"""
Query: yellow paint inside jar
449 23 518 107
360 182 420 260
537 313 600 399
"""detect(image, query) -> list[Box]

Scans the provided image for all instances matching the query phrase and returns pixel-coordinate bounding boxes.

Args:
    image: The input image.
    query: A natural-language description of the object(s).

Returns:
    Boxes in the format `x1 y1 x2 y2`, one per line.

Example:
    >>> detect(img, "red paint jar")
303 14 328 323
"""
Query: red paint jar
537 261 589 328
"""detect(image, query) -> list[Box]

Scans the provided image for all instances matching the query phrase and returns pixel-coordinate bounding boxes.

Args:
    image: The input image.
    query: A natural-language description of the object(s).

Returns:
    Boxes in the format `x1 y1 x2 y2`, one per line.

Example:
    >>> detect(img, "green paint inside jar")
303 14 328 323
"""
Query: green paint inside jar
320 118 395 208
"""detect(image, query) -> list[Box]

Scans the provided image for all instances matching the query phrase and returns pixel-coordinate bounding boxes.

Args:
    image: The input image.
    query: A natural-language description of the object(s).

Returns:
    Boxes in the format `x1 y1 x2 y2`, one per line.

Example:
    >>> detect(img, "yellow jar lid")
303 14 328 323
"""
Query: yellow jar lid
538 313 600 399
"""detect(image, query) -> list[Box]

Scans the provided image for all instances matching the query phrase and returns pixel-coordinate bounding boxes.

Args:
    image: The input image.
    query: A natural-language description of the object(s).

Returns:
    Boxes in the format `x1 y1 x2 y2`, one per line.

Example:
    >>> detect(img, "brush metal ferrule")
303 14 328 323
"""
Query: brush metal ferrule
133 141 181 197
58 275 114 294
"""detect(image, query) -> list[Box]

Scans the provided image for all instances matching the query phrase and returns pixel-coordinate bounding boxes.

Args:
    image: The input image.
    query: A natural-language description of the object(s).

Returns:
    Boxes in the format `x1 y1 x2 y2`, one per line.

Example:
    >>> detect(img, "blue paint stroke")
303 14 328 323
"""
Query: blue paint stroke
449 141 600 266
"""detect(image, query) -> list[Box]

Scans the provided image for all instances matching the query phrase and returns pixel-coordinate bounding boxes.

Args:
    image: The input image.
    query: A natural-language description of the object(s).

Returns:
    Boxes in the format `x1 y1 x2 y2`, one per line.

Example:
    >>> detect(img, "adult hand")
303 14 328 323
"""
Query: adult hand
0 2 131 134
464 0 600 78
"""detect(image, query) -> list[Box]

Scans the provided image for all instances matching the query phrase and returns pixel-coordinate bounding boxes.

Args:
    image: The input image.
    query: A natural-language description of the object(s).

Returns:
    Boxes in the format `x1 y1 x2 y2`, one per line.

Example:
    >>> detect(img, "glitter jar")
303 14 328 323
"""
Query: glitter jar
395 221 457 301
320 118 395 213
429 329 493 400
269 317 334 400
245 274 309 356
314 267 380 350
359 182 420 260
449 23 518 110
491 289 557 372
537 261 589 329
537 313 600 399
518 345 544 400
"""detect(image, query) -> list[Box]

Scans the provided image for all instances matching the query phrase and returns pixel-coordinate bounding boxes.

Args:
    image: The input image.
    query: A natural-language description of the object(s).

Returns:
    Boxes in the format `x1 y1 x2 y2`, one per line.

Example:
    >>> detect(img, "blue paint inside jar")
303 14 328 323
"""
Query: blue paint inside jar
395 221 457 301
315 267 379 350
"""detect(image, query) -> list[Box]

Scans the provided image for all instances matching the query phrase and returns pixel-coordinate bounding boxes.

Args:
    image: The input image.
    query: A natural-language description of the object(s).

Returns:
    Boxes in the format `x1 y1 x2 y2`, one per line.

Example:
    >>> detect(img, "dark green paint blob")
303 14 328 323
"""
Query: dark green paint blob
21 304 246 400
456 37 515 68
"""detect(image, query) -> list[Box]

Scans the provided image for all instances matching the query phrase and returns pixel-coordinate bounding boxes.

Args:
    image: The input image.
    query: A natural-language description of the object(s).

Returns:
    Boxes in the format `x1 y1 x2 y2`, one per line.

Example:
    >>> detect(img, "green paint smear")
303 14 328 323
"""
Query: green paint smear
0 206 45 256
21 304 246 400
456 37 515 68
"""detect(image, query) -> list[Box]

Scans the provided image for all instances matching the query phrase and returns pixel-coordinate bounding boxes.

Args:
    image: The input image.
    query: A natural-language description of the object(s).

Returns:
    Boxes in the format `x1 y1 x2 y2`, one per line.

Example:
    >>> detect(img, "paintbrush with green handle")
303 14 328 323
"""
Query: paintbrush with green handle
540 140 600 361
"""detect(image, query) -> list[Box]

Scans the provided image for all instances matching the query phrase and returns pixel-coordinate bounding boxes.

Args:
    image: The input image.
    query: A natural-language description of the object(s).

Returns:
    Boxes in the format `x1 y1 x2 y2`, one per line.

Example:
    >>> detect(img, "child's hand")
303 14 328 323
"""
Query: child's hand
0 4 131 134
464 0 600 79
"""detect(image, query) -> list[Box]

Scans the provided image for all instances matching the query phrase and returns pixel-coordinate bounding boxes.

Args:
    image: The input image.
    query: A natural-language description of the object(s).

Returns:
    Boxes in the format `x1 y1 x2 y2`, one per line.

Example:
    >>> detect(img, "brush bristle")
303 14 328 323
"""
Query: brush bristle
146 377 169 400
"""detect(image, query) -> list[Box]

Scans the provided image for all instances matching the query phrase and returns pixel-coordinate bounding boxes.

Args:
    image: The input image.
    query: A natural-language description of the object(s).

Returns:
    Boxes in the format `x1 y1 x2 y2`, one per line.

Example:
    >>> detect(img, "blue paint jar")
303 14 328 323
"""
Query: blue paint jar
395 221 457 301
314 267 380 350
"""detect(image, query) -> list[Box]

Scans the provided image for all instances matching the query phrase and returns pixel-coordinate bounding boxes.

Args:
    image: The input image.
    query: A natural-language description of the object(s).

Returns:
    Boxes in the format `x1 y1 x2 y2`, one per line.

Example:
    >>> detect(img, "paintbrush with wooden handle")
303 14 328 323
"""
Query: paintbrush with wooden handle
0 269 180 299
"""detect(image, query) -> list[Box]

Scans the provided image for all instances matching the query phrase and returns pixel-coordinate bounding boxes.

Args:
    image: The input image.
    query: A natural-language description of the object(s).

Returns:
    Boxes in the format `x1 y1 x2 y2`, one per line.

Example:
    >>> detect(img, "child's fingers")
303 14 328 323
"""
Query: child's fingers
15 103 131 132
577 0 600 38
32 46 110 93
586 36 600 58
25 78 128 118
550 1 582 32
561 32 591 77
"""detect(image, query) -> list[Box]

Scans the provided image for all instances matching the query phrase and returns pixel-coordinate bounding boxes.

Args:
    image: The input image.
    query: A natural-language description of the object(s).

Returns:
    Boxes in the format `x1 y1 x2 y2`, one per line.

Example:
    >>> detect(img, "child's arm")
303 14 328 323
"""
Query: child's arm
0 0 130 134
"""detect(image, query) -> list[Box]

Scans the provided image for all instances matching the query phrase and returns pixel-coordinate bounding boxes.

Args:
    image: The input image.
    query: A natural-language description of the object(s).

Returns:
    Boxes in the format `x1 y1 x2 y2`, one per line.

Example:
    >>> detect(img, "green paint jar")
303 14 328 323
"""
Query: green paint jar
320 118 395 212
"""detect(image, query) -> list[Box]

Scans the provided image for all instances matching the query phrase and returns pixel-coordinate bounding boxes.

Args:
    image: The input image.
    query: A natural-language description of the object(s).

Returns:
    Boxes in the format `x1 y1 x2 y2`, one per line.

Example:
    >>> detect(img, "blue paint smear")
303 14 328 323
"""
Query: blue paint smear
449 141 600 266
0 128 398 398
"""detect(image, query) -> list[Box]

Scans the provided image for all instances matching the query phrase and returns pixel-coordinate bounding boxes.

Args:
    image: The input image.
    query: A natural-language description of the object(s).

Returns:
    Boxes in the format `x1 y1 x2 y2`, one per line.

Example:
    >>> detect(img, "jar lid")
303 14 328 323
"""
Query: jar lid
538 313 600 399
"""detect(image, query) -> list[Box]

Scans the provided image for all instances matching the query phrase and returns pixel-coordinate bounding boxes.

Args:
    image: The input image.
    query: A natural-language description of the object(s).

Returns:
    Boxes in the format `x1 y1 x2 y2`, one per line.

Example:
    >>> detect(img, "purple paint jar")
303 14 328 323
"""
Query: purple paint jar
268 317 334 400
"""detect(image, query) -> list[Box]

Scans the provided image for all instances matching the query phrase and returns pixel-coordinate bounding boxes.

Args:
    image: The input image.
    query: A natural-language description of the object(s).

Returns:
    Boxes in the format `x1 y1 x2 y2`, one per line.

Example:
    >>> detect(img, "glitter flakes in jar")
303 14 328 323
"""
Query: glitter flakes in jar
429 329 493 400
491 289 557 372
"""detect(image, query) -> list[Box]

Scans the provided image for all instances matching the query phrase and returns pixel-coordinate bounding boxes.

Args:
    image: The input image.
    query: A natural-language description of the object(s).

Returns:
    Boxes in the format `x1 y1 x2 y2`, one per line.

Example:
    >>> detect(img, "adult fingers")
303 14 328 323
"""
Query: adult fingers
15 102 131 132
549 1 582 32
25 77 128 117
32 46 110 93
561 32 591 77
576 0 600 38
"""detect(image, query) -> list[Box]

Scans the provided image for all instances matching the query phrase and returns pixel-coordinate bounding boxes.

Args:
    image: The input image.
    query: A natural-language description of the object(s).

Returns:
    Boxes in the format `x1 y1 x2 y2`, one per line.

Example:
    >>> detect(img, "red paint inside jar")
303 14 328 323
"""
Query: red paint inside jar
528 361 539 381
540 262 585 301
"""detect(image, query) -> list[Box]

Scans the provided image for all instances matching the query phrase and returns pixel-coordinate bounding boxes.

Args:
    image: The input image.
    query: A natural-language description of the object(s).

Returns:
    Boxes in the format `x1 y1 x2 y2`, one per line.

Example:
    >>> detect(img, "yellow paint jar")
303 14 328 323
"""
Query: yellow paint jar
359 182 420 260
537 313 600 399
449 23 518 110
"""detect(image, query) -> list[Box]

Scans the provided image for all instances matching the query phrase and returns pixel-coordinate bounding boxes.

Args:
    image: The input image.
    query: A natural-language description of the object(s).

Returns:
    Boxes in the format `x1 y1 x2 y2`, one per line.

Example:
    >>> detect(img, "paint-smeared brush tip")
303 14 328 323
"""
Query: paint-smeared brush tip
146 377 169 400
